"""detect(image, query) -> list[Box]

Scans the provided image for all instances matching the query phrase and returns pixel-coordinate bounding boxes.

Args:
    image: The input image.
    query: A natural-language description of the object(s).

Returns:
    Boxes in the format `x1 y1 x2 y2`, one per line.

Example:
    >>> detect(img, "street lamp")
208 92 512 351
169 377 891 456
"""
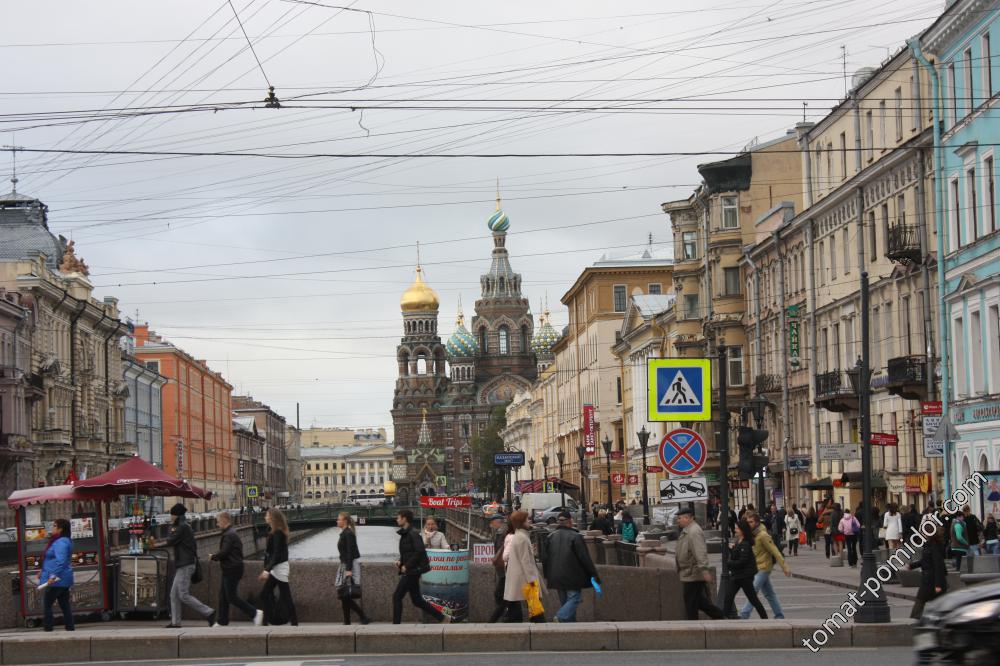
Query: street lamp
542 454 550 492
601 434 613 510
576 444 588 528
528 458 535 489
748 395 769 510
637 425 651 525
555 450 565 511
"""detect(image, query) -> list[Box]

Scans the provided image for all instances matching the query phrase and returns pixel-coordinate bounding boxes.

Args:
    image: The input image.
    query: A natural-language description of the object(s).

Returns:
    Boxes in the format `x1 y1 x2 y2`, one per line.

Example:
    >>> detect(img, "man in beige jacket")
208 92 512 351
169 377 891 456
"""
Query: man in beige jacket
675 507 724 620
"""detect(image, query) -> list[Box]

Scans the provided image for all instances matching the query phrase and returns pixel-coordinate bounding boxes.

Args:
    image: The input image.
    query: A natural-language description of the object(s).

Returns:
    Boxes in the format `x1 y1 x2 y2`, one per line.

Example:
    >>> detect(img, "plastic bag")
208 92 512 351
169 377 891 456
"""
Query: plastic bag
522 580 544 619
799 531 807 545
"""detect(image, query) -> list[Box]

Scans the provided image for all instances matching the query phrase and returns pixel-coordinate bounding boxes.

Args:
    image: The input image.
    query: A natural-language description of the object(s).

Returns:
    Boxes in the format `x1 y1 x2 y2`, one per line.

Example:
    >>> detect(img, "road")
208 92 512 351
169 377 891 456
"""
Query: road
59 648 914 666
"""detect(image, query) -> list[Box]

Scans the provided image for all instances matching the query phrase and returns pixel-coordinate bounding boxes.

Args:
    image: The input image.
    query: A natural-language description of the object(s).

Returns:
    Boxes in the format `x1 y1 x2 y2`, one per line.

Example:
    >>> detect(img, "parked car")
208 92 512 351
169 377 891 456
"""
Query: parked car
534 505 578 525
913 580 1000 664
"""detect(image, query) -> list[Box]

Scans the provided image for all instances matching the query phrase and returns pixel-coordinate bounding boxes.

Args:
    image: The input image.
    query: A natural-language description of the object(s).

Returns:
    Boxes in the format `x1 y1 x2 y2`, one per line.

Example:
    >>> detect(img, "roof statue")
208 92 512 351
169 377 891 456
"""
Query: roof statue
58 239 90 276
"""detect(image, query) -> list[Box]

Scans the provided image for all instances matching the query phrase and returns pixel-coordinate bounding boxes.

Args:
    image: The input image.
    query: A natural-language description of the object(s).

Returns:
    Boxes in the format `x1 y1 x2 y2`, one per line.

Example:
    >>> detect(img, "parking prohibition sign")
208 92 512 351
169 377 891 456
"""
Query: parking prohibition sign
647 358 712 421
658 428 707 477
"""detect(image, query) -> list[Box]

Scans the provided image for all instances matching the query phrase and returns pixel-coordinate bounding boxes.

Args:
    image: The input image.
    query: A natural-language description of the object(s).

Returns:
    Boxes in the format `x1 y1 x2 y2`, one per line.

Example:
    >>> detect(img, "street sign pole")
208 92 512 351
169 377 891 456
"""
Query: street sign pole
716 344 733 615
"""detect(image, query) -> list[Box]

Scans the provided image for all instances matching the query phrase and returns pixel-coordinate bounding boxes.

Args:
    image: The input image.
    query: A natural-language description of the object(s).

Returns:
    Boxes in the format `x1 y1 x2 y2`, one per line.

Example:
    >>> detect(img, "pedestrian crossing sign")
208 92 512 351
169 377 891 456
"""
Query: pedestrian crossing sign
647 358 712 422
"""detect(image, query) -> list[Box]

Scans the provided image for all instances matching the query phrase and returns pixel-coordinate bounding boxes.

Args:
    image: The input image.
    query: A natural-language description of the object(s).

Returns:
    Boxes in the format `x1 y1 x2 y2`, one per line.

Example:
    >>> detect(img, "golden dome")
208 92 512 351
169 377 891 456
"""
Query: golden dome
400 266 440 312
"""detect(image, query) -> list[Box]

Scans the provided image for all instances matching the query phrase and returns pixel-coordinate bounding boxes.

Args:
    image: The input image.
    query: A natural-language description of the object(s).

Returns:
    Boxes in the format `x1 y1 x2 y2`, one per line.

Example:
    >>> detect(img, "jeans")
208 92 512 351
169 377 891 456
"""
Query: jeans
217 569 257 625
723 576 766 619
845 535 859 566
682 581 724 620
170 564 213 626
392 574 443 624
987 541 1000 555
968 544 981 556
740 571 784 619
787 538 799 555
43 586 74 631
555 589 582 622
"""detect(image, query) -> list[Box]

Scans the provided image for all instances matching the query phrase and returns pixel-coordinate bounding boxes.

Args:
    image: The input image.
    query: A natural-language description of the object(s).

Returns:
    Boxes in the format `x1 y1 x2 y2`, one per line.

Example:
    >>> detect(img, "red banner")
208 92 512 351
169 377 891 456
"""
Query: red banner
611 473 625 485
646 465 663 473
921 401 943 416
627 474 640 484
419 496 472 509
583 405 596 456
610 451 624 460
870 432 899 446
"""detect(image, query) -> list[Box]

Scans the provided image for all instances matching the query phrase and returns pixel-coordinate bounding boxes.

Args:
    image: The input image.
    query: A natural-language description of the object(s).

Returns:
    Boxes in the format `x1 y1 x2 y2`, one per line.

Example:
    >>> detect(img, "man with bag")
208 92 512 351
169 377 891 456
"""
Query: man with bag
392 509 450 624
164 503 215 628
675 507 724 620
210 512 263 627
543 511 601 622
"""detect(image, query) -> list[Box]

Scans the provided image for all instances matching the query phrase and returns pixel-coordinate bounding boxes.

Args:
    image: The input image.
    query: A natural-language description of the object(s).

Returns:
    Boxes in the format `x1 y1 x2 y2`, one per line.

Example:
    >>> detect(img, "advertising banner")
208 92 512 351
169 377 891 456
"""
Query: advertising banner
583 404 596 456
421 549 470 622
472 543 495 564
419 496 472 509
611 473 625 485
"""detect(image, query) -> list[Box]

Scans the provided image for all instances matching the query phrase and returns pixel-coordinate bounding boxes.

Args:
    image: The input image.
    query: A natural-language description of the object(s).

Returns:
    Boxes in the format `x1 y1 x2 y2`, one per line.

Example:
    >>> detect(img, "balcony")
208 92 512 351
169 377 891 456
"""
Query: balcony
885 222 921 265
755 374 782 396
815 369 860 412
886 355 928 400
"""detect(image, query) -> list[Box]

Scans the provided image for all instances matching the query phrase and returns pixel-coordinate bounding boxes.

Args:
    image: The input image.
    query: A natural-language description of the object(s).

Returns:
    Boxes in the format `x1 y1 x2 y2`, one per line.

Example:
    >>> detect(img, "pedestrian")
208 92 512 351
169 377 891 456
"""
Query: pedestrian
738 510 791 620
165 503 215 628
487 514 511 623
422 517 449 549
830 503 844 557
620 510 638 544
259 507 298 626
336 512 370 625
209 512 263 627
901 505 920 542
503 510 544 622
982 515 998 554
722 520 767 619
795 504 806 529
882 504 903 551
839 508 861 567
805 506 818 549
909 521 948 619
784 507 801 556
961 506 982 556
589 509 614 536
950 512 969 571
767 505 784 555
543 511 600 622
674 507 724 620
392 509 448 624
39 518 74 632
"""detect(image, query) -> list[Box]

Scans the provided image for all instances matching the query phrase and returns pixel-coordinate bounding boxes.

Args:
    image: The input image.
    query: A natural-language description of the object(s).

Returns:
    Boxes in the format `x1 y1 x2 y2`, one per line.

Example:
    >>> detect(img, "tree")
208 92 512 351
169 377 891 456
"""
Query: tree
470 404 508 499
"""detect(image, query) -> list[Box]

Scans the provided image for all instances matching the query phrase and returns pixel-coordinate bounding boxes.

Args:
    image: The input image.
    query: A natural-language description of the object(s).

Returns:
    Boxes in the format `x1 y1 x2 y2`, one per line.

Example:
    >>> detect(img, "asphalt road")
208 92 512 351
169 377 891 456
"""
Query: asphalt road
57 648 915 666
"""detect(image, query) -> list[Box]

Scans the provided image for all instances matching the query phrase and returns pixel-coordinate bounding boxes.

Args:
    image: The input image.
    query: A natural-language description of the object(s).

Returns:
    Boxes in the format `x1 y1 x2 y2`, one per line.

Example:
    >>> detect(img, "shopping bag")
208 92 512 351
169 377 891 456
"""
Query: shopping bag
522 581 545 619
799 532 807 545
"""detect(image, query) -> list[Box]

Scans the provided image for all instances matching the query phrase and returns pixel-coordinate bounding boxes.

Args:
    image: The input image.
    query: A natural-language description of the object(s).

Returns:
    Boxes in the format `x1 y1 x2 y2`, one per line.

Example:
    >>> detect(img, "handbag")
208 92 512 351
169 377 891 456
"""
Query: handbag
522 580 545 620
190 559 203 585
337 580 361 600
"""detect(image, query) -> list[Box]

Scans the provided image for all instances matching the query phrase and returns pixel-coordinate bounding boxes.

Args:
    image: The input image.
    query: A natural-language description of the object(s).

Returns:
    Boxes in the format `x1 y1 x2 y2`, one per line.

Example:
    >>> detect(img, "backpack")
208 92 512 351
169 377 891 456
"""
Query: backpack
622 521 637 543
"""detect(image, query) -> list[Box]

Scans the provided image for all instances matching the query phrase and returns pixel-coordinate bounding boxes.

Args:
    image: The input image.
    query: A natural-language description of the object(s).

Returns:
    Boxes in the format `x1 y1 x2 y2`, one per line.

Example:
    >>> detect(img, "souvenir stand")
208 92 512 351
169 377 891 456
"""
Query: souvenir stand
6 455 212 627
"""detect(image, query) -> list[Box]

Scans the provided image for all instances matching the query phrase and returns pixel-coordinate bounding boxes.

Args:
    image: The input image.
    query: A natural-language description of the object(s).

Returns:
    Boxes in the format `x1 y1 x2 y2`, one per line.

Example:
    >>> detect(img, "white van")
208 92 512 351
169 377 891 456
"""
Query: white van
519 493 579 522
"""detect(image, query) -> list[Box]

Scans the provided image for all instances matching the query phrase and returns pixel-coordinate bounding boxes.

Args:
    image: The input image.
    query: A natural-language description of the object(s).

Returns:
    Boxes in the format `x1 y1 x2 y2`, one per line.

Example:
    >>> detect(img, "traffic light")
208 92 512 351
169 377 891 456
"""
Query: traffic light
737 425 769 480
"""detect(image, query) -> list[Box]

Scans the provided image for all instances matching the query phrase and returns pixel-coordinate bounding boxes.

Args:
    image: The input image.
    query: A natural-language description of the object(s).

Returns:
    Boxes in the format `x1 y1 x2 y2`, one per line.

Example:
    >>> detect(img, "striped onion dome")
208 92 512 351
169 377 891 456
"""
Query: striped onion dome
487 208 510 233
531 310 559 354
446 308 478 358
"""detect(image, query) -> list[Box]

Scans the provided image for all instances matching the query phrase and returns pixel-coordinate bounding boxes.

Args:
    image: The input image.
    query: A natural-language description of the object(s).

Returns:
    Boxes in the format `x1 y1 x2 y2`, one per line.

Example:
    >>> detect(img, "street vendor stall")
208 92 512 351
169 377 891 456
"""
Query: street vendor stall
6 455 211 627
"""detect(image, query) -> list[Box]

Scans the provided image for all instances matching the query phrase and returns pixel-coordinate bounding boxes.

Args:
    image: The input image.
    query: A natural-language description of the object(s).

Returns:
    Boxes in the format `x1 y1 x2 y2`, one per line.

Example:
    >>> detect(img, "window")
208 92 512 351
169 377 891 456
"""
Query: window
818 241 826 285
647 283 662 295
987 156 997 234
869 211 877 262
479 327 487 353
866 110 874 160
829 235 837 279
894 87 903 139
842 228 850 274
872 306 881 370
971 311 985 393
723 267 741 295
949 63 958 124
144 360 159 373
879 100 887 150
965 48 975 112
989 305 1000 393
728 347 745 386
613 285 627 312
721 195 739 228
968 167 979 242
826 143 833 186
984 33 993 99
684 294 700 319
839 132 848 179
954 317 967 397
951 179 961 250
682 231 697 259
498 326 509 355
884 302 895 360
898 193 906 226
616 377 622 404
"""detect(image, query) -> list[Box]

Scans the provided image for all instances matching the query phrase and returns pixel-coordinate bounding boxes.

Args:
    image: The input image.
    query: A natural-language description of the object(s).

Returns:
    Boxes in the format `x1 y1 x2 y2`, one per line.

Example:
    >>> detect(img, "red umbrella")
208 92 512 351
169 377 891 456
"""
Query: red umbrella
74 455 213 499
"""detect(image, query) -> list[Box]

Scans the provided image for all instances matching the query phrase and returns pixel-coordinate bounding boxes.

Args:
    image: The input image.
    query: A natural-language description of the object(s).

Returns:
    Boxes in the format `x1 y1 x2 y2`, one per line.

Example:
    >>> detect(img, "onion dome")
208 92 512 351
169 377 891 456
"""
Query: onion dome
446 302 478 358
487 208 510 233
531 309 559 354
400 266 439 312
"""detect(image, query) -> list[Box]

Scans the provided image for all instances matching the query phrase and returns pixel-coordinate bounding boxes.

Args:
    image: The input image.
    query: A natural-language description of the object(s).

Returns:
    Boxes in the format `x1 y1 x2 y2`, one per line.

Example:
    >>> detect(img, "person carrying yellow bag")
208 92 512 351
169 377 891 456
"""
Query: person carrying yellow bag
522 581 545 619
503 511 546 622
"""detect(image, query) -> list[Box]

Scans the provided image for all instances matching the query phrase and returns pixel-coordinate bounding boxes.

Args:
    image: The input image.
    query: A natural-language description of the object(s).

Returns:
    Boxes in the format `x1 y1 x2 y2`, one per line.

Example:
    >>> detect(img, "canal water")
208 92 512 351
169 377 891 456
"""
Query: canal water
288 525 400 562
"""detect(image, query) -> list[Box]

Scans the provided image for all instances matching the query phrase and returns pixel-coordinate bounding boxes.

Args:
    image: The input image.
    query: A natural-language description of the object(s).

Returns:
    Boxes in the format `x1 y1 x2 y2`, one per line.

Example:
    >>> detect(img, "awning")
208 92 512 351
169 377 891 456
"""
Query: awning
74 455 213 499
802 476 834 490
7 485 93 508
839 472 888 489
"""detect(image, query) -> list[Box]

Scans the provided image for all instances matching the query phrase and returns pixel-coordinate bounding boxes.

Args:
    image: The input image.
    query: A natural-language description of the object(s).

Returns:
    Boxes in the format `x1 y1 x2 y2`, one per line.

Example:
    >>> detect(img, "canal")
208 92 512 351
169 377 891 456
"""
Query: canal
288 525 400 562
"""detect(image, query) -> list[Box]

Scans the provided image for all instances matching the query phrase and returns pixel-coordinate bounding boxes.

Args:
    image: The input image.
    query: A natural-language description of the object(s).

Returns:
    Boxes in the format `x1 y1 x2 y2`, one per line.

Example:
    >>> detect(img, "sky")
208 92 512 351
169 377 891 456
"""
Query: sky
1 0 949 437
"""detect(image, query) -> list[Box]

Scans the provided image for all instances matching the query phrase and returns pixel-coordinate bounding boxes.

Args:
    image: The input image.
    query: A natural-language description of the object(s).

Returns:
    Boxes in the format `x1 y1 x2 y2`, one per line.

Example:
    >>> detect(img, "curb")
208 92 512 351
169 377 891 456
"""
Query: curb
0 620 917 664
790 571 917 601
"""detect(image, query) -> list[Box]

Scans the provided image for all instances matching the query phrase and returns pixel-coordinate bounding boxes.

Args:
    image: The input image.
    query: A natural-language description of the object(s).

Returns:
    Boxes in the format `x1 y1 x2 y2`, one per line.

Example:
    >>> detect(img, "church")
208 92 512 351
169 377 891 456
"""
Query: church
390 201 558 501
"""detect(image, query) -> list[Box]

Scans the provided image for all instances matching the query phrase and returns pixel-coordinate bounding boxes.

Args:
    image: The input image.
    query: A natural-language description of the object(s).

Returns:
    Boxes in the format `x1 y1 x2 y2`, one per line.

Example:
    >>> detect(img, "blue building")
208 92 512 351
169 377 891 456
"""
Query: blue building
917 0 1000 503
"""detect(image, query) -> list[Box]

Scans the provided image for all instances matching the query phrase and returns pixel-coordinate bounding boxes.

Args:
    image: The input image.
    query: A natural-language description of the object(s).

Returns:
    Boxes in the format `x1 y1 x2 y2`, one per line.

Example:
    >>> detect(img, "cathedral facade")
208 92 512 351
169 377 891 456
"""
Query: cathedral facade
390 204 555 501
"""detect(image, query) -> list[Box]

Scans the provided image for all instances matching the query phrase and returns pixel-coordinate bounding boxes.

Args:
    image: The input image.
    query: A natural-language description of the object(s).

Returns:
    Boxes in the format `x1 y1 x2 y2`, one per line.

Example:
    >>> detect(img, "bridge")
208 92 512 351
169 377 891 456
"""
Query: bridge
251 504 446 534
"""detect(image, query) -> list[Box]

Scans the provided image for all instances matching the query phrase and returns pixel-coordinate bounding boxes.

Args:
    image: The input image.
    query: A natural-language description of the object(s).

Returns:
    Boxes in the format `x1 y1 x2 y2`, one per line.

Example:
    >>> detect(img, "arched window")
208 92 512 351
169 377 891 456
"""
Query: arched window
499 326 509 355
416 355 427 375
479 327 488 353
521 325 529 352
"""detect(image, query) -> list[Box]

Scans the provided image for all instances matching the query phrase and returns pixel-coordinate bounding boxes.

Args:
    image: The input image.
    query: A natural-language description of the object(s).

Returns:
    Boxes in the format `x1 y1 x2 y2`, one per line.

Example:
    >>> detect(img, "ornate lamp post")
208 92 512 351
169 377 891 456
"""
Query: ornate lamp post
601 434 613 509
576 444 588 528
542 454 550 492
528 458 536 489
637 425 651 524
556 450 566 510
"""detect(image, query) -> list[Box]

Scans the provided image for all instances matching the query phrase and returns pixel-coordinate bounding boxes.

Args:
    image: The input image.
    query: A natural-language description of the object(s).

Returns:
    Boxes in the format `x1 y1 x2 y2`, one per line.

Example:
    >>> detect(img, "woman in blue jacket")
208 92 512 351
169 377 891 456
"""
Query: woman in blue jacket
39 518 74 632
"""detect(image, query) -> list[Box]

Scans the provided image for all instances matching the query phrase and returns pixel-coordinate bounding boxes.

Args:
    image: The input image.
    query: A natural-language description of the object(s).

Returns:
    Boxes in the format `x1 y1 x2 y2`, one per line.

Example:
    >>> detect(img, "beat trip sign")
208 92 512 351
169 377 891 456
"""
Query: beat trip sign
419 496 472 509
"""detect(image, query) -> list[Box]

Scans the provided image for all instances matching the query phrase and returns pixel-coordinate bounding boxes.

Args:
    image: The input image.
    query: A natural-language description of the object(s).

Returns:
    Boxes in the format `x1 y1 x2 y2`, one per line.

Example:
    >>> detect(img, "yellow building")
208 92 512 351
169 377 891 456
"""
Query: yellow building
301 427 387 448
301 443 395 504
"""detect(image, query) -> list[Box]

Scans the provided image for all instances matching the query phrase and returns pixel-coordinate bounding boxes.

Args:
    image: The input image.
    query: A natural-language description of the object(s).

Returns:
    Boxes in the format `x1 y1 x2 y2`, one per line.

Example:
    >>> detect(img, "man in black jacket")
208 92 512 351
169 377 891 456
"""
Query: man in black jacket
210 512 262 626
487 514 509 623
164 503 214 628
543 511 600 622
392 510 449 624
901 505 921 541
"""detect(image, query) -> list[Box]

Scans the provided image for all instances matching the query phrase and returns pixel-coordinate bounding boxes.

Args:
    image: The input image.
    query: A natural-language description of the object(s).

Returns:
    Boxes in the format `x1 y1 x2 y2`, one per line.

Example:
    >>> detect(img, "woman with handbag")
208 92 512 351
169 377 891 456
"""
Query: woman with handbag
784 507 801 556
882 504 903 551
503 510 545 622
258 508 298 626
336 512 370 625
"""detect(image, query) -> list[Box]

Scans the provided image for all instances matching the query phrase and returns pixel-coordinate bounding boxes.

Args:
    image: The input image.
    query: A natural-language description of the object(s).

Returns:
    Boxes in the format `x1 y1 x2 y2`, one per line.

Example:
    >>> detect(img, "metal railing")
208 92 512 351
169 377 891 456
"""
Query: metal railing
887 355 927 385
816 369 859 397
754 373 781 394
886 222 921 264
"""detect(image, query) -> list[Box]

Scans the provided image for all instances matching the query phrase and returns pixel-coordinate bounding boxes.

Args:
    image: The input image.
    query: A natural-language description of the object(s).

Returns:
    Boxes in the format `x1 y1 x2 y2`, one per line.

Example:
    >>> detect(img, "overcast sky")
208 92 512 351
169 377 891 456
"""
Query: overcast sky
1 0 946 436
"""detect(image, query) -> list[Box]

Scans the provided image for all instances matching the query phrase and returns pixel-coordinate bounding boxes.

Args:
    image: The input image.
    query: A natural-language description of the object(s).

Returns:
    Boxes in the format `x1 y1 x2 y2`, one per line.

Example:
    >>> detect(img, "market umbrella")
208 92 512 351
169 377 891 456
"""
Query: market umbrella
6 484 108 508
74 455 213 499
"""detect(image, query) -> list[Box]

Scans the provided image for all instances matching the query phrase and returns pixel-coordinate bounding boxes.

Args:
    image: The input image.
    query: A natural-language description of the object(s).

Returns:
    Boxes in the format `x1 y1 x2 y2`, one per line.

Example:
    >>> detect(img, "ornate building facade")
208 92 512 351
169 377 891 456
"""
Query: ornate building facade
390 204 538 501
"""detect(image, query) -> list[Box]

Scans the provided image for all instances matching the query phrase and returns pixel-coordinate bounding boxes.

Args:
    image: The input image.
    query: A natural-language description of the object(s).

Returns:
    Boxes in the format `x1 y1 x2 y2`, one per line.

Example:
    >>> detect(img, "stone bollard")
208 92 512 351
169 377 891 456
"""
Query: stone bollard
582 530 602 563
637 538 662 567
601 535 621 565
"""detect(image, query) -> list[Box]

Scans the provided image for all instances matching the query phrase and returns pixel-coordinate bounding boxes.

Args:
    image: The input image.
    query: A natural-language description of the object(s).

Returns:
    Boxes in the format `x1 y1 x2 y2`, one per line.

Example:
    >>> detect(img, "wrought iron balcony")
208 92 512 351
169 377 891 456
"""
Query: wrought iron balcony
885 222 921 265
886 355 928 400
815 369 860 412
755 373 782 395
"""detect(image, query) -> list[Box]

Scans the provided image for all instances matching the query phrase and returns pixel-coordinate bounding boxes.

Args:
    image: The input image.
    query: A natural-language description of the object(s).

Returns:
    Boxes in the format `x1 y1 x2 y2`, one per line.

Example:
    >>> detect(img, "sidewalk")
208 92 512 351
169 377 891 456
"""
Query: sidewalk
770 542 918 601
